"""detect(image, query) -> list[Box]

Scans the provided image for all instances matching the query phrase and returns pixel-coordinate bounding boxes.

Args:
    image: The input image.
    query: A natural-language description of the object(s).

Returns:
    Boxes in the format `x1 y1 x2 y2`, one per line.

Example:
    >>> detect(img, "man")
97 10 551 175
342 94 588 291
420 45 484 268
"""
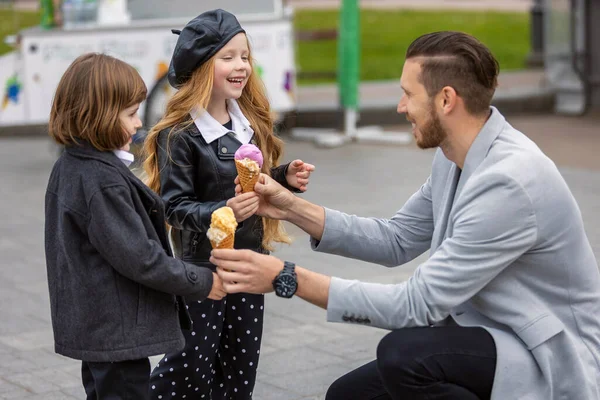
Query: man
210 31 600 399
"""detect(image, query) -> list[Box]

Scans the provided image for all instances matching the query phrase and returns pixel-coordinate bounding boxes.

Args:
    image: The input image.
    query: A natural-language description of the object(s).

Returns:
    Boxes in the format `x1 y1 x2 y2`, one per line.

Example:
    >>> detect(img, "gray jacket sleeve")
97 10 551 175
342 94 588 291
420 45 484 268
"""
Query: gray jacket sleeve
87 184 213 301
311 177 435 267
325 174 538 330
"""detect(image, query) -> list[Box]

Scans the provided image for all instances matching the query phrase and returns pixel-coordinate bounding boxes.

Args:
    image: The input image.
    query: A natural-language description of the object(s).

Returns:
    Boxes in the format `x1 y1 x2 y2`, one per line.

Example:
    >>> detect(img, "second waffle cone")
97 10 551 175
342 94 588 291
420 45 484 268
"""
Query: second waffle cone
209 233 234 249
235 159 260 193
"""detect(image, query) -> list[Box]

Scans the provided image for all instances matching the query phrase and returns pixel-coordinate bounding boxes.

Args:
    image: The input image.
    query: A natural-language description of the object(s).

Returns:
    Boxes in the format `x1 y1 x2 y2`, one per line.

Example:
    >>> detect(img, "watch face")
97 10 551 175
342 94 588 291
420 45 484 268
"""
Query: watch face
276 274 297 298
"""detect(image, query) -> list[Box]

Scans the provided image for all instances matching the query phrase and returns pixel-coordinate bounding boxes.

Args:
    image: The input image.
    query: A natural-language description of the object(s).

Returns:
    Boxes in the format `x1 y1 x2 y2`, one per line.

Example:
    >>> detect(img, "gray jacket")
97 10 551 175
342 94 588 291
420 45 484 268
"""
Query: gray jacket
314 108 600 399
44 142 213 362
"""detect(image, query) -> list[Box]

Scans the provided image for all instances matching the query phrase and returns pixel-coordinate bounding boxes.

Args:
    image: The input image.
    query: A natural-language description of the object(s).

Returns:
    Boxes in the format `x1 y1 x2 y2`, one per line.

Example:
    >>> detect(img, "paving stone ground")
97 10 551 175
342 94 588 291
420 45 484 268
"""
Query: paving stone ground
1 112 599 398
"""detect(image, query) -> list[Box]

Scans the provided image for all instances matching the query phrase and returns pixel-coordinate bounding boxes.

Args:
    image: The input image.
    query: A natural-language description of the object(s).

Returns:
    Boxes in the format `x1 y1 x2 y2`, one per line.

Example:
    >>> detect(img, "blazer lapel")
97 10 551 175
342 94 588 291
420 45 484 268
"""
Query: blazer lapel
431 107 506 249
454 108 506 201
431 164 461 251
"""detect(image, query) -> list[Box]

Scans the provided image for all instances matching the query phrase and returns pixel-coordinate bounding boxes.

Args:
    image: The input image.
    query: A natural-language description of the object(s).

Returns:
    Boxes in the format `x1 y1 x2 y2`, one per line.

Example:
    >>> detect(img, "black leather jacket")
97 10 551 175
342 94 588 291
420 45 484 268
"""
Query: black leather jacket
157 123 296 266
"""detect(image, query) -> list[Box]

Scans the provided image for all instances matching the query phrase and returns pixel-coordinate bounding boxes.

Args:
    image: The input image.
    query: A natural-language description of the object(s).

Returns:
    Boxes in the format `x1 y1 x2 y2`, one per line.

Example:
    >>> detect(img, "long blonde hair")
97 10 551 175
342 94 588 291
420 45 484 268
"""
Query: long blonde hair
143 42 290 250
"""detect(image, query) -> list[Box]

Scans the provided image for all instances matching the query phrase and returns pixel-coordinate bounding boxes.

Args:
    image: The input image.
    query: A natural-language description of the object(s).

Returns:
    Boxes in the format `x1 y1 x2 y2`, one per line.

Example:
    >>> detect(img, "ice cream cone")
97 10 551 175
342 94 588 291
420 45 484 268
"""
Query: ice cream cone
209 233 235 249
235 159 260 193
207 206 237 249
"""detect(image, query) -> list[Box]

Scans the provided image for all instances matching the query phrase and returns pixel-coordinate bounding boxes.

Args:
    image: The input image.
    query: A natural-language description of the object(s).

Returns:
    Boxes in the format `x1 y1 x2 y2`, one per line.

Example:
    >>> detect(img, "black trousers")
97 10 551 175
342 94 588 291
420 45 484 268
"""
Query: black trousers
326 326 497 400
82 358 150 400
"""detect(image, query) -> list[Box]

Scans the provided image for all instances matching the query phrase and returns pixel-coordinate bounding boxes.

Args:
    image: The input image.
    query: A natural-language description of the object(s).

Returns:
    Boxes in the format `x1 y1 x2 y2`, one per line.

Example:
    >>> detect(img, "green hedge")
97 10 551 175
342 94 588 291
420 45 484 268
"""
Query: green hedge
295 9 530 84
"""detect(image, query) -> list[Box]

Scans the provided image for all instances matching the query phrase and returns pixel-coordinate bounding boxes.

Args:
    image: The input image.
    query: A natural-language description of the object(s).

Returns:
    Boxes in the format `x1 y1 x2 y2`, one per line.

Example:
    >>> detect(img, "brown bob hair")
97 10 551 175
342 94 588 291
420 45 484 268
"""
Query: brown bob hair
49 53 147 151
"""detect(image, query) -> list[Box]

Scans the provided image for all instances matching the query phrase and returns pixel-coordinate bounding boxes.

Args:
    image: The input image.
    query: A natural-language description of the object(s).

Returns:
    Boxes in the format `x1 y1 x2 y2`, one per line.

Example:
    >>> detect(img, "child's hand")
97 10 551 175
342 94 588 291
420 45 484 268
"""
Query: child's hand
226 191 259 222
285 160 315 192
207 272 227 300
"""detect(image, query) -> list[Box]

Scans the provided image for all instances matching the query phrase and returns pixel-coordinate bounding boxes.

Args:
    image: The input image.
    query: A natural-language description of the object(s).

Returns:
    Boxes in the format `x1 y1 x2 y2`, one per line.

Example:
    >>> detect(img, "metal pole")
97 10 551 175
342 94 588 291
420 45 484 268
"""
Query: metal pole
300 0 411 148
338 0 360 138
527 0 544 67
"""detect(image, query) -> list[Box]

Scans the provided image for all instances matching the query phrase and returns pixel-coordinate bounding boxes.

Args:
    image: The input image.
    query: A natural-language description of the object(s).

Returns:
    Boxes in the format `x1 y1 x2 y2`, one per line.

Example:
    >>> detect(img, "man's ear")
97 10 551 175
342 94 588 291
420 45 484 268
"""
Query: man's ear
440 86 458 115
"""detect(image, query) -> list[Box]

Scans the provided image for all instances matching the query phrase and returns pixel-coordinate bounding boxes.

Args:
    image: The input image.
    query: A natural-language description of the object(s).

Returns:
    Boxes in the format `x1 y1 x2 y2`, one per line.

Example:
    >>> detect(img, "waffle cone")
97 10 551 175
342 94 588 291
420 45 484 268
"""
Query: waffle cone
209 233 235 249
235 159 260 193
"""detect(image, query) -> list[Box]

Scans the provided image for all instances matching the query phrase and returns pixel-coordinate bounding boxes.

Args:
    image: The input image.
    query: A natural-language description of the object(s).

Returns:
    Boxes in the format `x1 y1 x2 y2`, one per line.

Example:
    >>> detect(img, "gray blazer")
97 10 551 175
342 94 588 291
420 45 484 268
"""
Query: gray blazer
313 108 600 399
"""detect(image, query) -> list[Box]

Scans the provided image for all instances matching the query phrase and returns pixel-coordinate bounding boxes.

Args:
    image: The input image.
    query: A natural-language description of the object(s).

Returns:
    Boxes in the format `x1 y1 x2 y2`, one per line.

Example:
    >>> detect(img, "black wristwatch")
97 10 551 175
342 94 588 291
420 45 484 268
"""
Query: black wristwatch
272 261 297 298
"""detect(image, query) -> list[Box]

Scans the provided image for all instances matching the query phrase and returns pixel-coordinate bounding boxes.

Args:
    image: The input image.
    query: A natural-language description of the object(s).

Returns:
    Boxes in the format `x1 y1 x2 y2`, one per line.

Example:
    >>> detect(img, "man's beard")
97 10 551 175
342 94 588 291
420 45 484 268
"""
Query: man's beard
415 106 447 149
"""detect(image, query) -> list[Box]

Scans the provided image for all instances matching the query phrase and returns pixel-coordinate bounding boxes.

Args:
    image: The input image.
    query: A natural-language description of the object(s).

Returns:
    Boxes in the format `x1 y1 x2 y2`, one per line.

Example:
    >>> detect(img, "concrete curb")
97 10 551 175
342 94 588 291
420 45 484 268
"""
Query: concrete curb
0 123 49 137
290 87 555 130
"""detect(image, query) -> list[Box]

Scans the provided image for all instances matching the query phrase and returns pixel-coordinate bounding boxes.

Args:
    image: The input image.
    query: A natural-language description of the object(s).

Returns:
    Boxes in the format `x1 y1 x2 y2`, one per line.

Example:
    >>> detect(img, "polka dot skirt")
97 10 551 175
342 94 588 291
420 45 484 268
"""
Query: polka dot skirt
149 292 264 399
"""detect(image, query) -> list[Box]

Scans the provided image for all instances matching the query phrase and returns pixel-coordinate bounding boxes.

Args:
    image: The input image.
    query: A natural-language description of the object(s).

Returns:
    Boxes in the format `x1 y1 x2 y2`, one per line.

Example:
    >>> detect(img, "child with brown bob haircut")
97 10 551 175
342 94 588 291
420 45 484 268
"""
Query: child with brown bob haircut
44 53 227 399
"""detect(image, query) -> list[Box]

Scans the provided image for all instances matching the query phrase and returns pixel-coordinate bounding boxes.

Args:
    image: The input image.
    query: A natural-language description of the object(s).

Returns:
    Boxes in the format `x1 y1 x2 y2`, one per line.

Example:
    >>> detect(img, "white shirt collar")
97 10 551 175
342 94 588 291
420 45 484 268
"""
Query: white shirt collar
191 99 254 144
112 149 134 167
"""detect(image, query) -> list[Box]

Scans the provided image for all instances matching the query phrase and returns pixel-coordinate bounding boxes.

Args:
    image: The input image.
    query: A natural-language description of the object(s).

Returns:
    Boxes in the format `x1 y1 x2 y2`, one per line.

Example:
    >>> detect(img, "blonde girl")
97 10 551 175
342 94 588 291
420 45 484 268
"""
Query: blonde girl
143 9 313 400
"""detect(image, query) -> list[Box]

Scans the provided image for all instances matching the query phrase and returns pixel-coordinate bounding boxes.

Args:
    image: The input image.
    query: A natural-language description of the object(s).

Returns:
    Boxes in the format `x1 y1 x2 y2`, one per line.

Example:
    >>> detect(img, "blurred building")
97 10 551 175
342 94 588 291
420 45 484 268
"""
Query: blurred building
544 0 600 115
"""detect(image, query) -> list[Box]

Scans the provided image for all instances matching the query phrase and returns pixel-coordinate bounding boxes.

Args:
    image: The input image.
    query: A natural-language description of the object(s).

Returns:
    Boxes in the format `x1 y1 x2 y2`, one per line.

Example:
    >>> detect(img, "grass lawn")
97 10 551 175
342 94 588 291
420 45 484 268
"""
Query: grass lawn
0 8 530 86
295 9 530 84
0 8 40 56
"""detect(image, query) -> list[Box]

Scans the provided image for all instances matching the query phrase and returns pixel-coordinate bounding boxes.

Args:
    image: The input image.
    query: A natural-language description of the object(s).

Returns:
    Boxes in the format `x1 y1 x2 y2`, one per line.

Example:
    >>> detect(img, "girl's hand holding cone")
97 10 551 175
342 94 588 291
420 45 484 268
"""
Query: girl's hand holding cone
226 192 260 223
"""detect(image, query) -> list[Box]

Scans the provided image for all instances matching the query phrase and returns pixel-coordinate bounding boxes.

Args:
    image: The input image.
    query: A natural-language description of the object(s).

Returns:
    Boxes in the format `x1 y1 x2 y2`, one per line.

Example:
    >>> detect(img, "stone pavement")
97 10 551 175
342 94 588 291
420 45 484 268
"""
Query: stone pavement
1 112 600 399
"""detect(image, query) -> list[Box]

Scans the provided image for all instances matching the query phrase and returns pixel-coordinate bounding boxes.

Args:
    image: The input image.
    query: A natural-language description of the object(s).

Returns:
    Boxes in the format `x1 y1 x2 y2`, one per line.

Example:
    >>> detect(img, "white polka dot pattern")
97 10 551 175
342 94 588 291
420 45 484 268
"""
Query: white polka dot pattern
149 293 263 399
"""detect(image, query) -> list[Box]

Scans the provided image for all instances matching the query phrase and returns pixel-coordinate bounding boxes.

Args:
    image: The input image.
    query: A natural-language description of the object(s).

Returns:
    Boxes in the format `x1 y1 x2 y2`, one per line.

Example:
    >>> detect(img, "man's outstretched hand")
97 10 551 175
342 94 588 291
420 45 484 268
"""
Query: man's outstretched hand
234 173 296 220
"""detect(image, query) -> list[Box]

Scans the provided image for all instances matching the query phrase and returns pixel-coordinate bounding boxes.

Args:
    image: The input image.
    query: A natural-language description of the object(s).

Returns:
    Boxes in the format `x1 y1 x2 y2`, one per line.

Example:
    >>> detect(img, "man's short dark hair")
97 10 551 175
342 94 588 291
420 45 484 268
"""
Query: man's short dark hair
406 31 499 116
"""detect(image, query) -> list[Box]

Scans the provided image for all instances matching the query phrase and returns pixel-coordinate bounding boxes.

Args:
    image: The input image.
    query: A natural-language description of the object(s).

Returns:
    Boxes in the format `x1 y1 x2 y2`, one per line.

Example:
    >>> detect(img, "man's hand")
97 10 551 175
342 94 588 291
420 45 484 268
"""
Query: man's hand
211 249 331 309
210 249 283 294
235 174 296 220
226 191 260 222
207 272 227 300
234 173 326 240
285 160 315 192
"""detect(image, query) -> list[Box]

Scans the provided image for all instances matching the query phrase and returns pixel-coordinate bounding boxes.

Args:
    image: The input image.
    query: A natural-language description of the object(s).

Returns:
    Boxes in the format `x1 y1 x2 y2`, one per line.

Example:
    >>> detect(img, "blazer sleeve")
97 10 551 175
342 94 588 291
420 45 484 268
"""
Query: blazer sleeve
325 173 538 330
270 162 302 193
157 130 227 232
311 176 435 267
87 185 213 301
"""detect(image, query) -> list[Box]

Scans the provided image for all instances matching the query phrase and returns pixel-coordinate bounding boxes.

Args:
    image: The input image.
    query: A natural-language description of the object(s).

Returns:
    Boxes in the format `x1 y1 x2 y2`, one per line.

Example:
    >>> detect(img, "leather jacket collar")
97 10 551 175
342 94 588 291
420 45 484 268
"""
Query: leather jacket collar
190 99 254 144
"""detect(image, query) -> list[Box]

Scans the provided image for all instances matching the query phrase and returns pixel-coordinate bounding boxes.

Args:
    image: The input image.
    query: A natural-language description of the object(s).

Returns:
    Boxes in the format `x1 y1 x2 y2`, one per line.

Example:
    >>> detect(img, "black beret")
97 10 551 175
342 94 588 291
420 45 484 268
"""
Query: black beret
168 9 246 88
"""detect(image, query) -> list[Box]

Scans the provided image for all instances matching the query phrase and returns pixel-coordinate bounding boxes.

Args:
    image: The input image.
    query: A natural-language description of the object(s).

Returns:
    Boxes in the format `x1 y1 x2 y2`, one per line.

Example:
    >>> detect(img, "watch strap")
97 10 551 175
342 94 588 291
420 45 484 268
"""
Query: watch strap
283 260 296 275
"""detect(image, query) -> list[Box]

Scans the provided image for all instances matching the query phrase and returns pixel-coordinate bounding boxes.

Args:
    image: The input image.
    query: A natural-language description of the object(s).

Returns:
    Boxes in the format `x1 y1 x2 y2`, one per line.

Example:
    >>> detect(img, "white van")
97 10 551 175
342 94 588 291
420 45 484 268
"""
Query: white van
0 0 296 132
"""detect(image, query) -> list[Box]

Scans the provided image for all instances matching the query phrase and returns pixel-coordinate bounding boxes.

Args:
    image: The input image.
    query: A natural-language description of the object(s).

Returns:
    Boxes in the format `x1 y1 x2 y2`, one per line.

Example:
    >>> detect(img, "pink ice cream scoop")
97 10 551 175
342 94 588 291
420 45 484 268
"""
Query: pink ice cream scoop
234 144 263 168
